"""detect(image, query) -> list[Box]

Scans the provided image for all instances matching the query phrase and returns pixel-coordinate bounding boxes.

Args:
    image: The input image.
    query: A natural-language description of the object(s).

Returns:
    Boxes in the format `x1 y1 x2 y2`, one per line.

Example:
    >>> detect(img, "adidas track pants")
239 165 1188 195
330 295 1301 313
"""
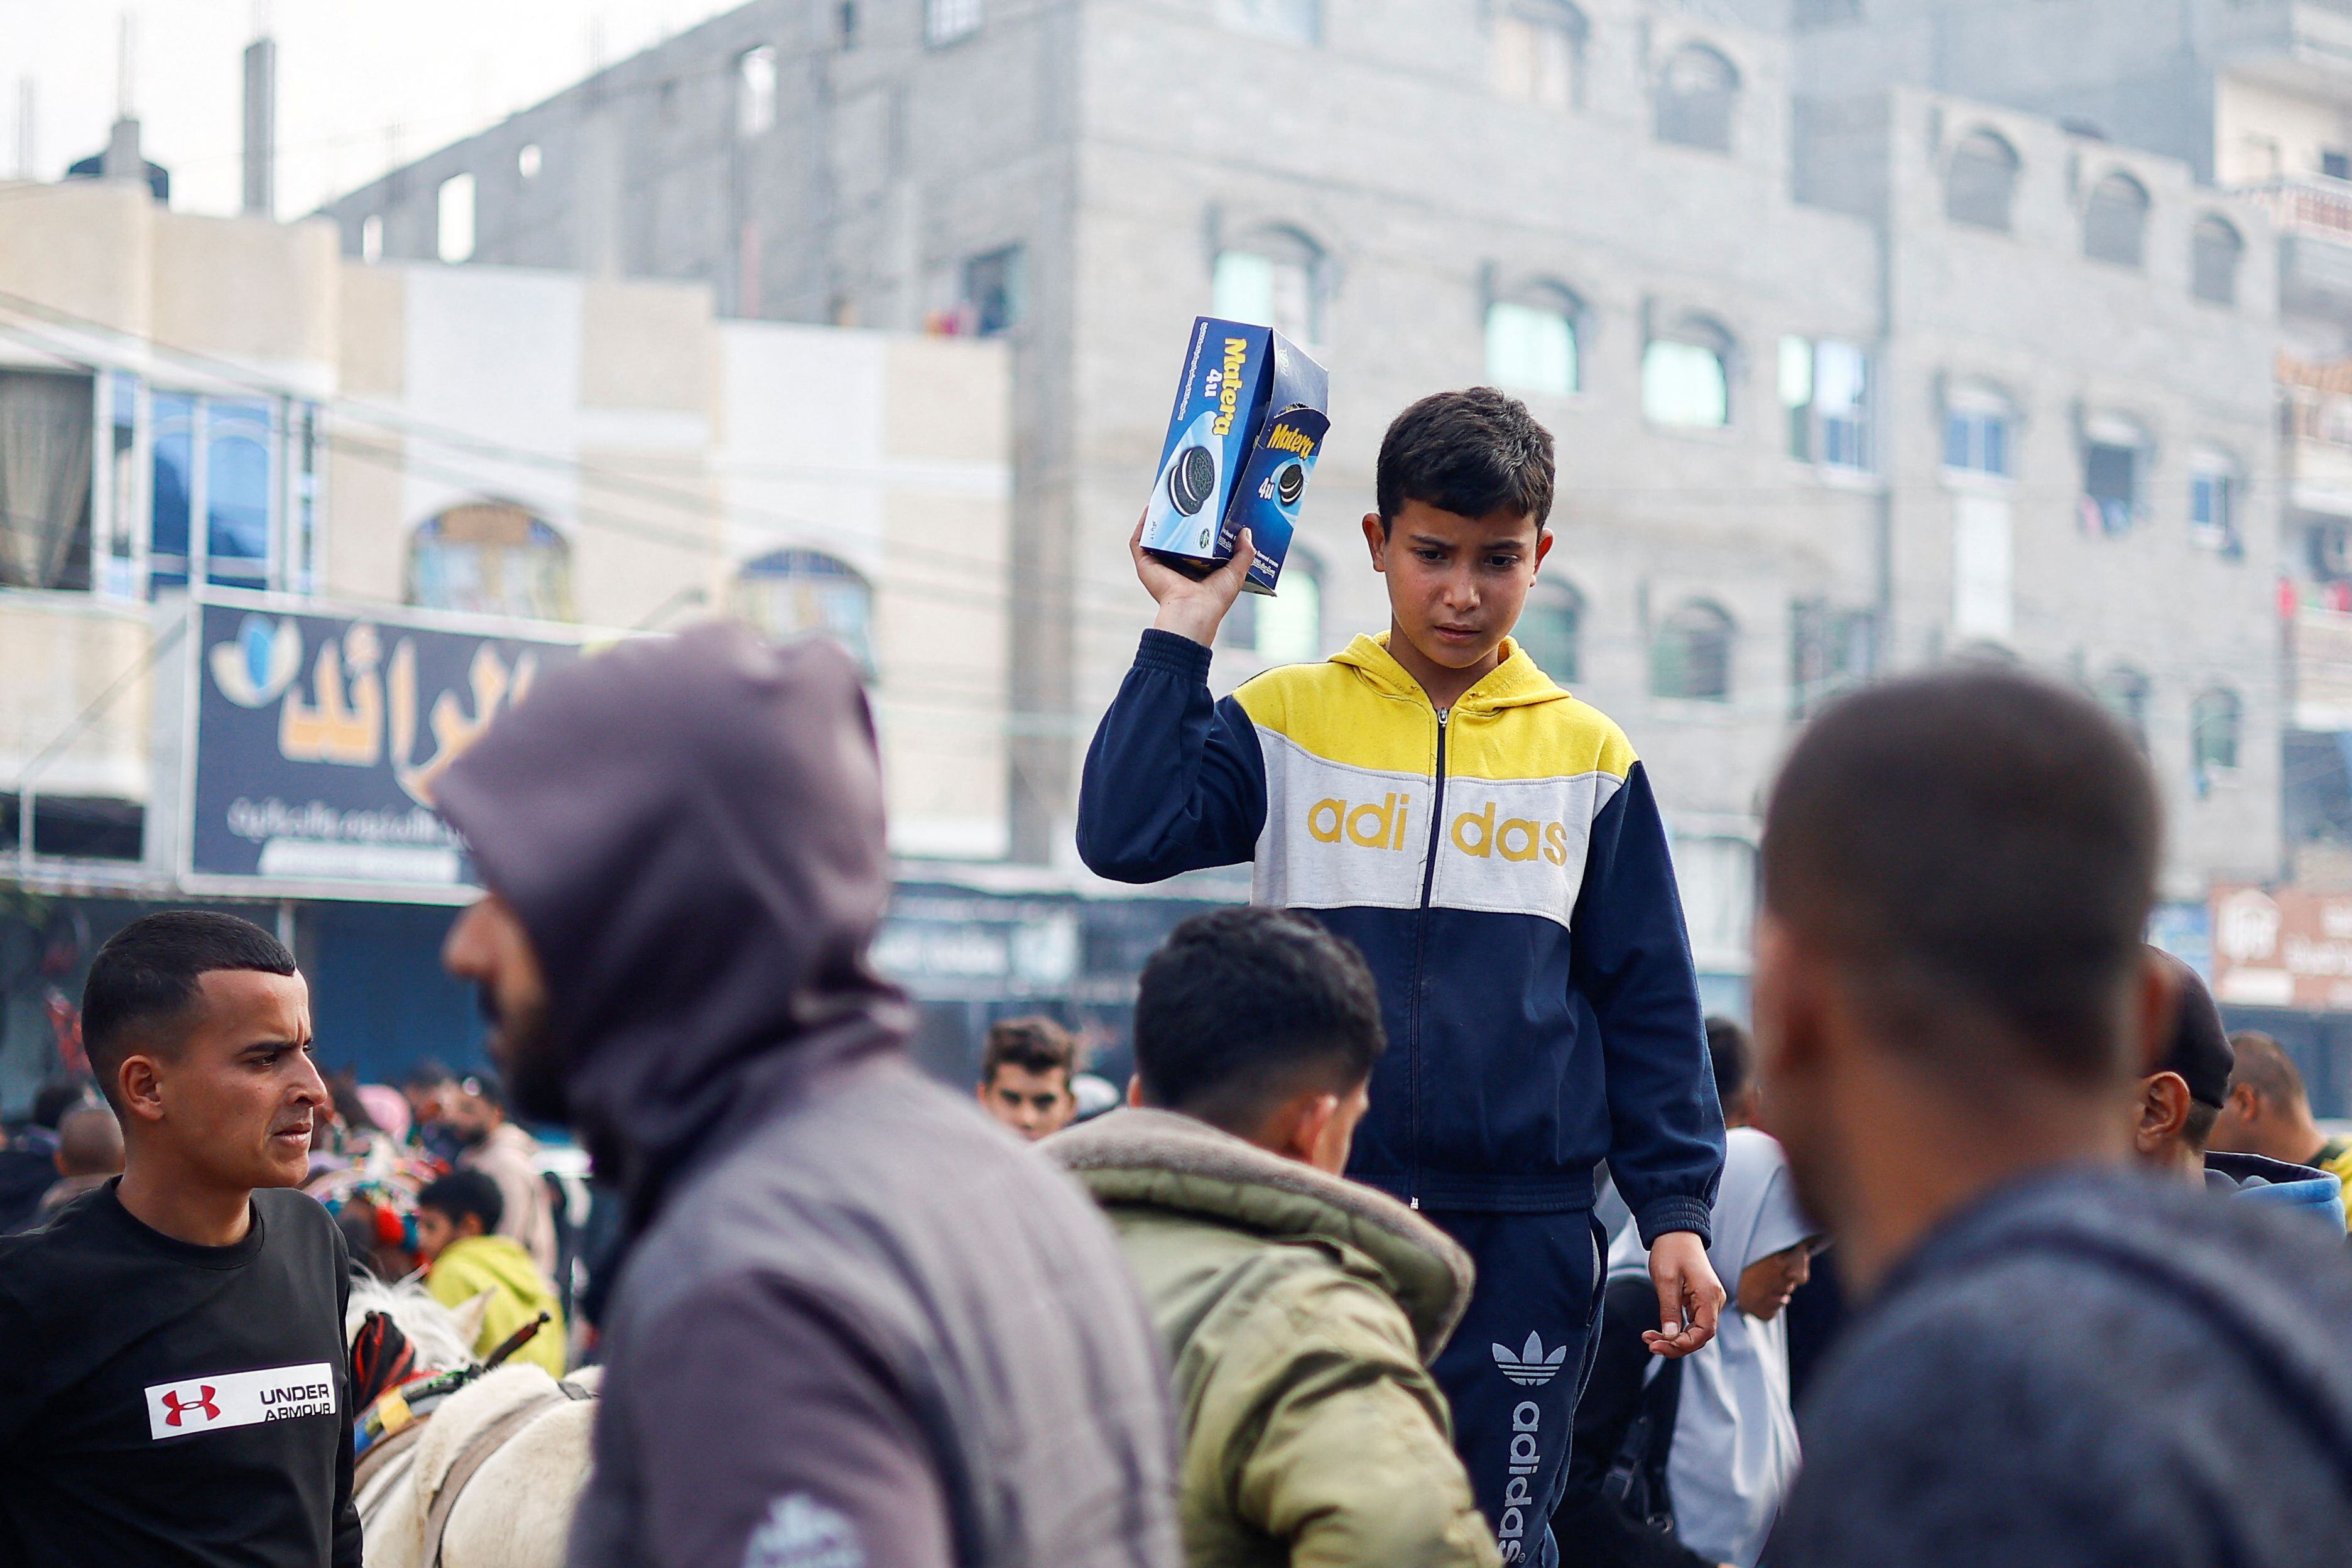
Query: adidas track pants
1425 1210 1608 1568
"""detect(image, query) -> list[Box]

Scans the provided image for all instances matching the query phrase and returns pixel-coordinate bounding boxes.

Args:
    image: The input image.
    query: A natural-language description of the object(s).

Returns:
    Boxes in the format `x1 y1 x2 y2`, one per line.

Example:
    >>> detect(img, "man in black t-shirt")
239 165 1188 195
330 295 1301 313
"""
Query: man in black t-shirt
0 911 361 1568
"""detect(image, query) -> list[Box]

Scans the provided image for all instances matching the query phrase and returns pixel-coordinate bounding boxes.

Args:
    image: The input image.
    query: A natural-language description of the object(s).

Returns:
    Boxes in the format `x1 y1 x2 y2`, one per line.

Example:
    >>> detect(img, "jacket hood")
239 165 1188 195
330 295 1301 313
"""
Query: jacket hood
434 621 908 1224
2206 1151 2349 1228
1331 631 1572 714
1042 1107 1475 1360
437 1233 557 1306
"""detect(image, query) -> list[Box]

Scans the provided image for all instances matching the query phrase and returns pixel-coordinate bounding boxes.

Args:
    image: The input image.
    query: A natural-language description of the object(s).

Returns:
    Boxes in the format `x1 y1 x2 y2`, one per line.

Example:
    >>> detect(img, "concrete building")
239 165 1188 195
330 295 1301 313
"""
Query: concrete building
322 0 2286 1022
0 168 1015 1105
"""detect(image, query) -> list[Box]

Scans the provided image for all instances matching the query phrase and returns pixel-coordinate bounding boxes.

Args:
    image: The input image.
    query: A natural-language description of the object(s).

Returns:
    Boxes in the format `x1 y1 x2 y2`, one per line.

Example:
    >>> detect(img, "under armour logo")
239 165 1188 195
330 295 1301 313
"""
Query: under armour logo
1491 1331 1569 1388
161 1386 220 1427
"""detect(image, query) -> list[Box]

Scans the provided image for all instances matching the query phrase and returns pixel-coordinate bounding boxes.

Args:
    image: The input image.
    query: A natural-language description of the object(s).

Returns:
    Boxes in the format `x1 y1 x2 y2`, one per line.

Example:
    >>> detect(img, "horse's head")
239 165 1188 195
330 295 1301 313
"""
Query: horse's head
346 1273 486 1382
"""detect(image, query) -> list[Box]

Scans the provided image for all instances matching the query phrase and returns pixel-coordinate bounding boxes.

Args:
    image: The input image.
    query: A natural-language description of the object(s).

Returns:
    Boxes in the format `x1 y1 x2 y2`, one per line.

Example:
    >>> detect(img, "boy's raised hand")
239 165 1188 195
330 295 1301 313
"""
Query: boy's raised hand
1132 514 1256 648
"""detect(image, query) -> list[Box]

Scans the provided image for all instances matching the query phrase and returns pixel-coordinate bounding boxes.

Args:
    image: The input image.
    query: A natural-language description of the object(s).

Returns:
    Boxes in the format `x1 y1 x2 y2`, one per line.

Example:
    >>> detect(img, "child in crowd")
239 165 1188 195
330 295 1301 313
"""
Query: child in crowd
415 1169 566 1378
975 1016 1081 1141
1080 387 1726 1562
1047 906 1498 1567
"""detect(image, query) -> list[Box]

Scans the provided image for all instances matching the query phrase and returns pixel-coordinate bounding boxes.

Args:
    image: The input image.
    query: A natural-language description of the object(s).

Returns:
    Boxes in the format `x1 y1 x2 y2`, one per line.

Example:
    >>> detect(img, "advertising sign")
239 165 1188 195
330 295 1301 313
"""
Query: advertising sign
183 592 591 897
2211 884 2352 1012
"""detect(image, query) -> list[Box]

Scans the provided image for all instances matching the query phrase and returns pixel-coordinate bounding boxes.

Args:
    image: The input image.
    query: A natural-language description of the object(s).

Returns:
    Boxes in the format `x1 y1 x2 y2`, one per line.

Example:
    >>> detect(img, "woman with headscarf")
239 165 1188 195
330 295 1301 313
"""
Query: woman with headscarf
1554 1127 1822 1568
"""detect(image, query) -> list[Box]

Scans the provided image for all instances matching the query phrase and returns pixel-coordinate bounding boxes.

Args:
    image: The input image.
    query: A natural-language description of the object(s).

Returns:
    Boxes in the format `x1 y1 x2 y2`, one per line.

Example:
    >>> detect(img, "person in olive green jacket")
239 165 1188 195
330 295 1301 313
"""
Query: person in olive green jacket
415 1167 567 1378
1045 907 1499 1568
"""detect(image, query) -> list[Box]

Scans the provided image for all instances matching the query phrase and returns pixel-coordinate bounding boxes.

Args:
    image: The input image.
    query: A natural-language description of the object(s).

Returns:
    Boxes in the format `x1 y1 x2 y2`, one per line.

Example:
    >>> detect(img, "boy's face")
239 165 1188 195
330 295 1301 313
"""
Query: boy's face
1363 500 1552 672
414 1205 481 1262
979 1064 1077 1141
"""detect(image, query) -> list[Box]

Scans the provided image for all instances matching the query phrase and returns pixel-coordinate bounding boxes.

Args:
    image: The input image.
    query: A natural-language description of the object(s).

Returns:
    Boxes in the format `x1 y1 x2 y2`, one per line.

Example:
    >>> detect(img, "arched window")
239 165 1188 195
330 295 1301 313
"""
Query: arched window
1494 0 1587 111
2096 667 2151 754
405 501 573 621
1652 599 1735 702
1655 44 1740 154
1222 549 1324 666
1516 579 1584 685
732 548 878 675
2191 215 2244 307
1212 227 1326 347
1946 129 2020 231
2191 688 2242 779
1643 318 1734 428
2084 172 2151 268
1485 287 1581 397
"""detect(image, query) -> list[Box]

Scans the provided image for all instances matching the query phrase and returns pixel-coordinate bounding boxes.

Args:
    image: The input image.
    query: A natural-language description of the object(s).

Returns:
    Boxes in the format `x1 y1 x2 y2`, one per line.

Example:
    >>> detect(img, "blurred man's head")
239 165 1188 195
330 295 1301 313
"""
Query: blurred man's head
1708 1016 1758 1128
441 893 559 1122
30 1075 97 1132
2130 949 2233 1179
2208 1032 2329 1167
1130 907 1386 1175
401 1059 455 1124
1753 668 2164 1288
80 911 325 1194
53 1102 124 1179
415 1168 504 1261
977 1018 1079 1141
439 1072 509 1147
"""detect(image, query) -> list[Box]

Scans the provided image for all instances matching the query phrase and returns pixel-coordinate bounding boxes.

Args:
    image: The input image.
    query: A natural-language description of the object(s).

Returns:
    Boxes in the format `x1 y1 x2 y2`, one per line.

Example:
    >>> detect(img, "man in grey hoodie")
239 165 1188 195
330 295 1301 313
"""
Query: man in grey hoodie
1755 667 2352 1567
435 623 1179 1568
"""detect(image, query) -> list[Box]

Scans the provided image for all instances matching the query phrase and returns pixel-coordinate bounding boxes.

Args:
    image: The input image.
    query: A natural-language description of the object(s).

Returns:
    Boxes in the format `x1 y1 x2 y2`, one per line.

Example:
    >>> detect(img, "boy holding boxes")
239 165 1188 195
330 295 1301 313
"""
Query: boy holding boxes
1080 388 1726 1567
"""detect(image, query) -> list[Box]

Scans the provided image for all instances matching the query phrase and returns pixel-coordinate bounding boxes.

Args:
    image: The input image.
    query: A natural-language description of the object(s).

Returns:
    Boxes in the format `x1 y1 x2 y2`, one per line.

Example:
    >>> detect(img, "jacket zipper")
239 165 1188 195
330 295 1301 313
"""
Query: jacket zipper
1406 705 1450 1210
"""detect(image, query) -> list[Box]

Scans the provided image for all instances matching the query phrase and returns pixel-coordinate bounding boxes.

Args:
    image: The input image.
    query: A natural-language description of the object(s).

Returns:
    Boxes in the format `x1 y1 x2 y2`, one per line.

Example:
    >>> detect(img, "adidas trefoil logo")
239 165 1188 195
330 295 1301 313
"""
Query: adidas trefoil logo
1491 1331 1569 1387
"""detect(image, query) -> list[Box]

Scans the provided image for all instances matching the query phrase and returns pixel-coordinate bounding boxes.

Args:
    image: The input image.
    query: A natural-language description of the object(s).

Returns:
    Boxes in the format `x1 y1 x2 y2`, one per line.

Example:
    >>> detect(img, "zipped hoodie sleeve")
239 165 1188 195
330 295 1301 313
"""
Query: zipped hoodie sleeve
1571 760 1724 1246
1079 629 1268 880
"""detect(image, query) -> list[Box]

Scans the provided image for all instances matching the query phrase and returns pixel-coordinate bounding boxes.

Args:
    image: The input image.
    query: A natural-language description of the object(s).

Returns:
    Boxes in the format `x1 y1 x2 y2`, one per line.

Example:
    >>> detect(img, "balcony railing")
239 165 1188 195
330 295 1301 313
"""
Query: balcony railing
2245 175 2352 241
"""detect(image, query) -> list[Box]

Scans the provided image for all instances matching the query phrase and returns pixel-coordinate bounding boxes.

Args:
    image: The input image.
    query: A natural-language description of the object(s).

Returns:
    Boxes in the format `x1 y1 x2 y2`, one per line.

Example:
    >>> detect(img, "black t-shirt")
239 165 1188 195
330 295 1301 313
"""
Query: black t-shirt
0 1182 361 1567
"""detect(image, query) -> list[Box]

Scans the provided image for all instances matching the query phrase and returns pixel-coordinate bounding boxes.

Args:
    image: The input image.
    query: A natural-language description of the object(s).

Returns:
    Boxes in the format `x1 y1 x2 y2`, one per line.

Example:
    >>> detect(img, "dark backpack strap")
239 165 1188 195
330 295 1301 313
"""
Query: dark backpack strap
1599 1354 1681 1528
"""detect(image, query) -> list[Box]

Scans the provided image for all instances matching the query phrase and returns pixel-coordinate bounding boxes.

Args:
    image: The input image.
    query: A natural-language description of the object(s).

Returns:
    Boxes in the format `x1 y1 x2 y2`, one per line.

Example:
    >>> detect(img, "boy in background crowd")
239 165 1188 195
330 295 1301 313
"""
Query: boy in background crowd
415 1168 566 1378
976 1016 1081 1142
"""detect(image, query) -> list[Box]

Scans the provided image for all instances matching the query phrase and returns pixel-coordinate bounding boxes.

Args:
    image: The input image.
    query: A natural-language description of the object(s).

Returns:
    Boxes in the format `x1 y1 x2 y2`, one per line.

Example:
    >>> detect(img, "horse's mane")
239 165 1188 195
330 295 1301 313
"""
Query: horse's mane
346 1272 481 1375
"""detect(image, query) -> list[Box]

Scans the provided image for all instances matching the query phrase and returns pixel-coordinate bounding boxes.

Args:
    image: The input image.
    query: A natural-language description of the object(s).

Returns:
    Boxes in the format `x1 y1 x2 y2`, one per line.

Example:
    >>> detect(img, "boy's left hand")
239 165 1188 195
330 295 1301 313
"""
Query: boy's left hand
1642 1231 1724 1358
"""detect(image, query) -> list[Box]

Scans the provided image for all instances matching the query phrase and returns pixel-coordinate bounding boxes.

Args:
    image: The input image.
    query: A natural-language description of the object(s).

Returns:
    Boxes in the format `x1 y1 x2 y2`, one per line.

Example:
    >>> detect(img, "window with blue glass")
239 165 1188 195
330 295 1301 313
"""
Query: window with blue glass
4 373 315 599
205 401 276 585
1944 406 2012 478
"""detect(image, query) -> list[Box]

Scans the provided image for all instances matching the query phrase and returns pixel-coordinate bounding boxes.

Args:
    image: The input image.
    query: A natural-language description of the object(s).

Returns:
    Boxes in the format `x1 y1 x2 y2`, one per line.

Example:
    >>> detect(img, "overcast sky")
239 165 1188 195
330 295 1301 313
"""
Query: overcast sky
6 1 744 219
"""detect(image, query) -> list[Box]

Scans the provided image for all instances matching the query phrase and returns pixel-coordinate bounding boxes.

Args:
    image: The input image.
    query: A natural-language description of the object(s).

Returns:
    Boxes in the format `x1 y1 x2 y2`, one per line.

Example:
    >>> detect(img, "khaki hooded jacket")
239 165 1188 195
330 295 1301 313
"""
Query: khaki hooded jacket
1047 1108 1500 1568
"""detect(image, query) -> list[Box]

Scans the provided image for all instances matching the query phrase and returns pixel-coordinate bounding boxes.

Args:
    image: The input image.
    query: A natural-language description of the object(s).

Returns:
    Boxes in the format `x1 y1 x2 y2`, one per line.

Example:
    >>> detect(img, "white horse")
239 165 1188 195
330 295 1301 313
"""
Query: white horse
346 1277 599 1568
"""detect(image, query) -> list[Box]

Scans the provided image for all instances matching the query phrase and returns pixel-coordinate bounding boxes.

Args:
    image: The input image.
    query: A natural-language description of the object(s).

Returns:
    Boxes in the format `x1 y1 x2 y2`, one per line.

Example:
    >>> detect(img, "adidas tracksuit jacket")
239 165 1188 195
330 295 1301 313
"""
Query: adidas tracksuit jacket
1079 627 1727 1567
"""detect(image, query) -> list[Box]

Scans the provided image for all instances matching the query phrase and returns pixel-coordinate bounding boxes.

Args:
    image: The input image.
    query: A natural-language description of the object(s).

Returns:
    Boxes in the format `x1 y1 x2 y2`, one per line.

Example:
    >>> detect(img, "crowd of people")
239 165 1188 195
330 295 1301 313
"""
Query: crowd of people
3 386 2352 1568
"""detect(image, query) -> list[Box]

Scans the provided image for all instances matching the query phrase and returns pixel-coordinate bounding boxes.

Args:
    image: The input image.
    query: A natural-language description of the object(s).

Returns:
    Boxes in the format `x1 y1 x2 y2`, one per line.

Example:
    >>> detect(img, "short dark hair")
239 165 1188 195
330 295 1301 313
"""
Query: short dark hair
1706 1016 1753 1106
1760 667 2160 1093
981 1017 1076 1085
1133 906 1386 1133
30 1075 97 1131
417 1168 504 1234
80 912 297 1108
1375 388 1555 533
2228 1031 2310 1113
403 1058 454 1092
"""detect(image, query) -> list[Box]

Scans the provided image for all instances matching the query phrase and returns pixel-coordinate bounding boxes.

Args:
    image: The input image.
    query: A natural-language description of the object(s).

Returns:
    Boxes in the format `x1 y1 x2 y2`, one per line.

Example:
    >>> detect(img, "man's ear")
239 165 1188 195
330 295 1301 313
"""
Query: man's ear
1361 513 1388 572
1533 526 1555 569
115 1052 167 1127
2230 1082 2262 1124
2135 1072 2192 1152
1750 917 1824 1101
1278 1091 1340 1167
